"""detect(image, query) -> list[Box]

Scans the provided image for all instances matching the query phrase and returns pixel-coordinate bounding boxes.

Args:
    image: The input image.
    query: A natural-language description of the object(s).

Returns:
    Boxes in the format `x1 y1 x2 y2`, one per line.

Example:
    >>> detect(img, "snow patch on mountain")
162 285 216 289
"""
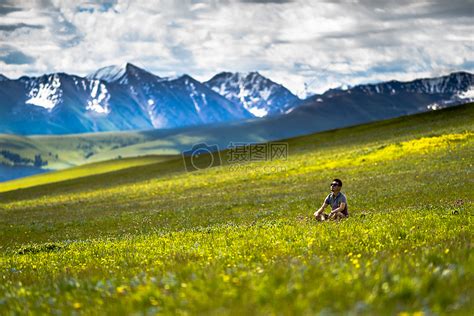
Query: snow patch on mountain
458 86 474 99
150 112 167 128
25 74 62 111
86 80 110 114
249 107 267 117
427 103 442 110
187 79 206 113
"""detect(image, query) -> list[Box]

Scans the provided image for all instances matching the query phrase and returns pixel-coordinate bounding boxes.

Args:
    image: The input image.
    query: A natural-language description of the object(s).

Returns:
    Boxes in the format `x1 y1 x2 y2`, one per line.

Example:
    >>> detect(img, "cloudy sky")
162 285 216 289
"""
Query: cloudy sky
0 0 473 96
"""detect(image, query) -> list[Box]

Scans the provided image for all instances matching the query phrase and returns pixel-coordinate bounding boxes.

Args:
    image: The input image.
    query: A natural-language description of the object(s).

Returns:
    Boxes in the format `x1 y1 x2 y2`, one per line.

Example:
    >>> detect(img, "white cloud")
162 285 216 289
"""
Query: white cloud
0 0 473 97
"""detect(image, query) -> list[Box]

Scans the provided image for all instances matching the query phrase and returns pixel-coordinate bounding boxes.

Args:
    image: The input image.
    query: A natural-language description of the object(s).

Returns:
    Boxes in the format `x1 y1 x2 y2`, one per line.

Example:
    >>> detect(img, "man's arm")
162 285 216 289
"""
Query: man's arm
330 202 346 214
314 202 328 216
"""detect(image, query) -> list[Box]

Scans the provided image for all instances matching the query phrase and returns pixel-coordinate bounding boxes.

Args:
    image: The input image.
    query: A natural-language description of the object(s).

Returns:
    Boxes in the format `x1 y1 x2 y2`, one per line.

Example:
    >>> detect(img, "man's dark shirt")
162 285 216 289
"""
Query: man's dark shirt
324 192 348 216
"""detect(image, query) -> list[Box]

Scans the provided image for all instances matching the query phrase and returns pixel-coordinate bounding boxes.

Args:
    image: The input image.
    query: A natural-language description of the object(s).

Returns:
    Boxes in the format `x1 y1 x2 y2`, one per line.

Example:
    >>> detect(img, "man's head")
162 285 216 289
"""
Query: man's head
330 178 342 193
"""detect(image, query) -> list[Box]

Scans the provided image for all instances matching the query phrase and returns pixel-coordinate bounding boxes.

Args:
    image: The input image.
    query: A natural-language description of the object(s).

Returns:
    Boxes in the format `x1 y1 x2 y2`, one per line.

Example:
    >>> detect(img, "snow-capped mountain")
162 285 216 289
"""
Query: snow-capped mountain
0 66 472 136
288 71 474 128
21 73 111 114
322 71 473 99
0 64 254 134
314 71 474 110
205 72 299 117
87 64 253 129
0 72 116 134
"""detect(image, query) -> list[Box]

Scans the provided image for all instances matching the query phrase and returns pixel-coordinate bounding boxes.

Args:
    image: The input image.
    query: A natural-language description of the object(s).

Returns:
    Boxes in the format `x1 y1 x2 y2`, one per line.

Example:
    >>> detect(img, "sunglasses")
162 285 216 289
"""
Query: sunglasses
330 183 339 186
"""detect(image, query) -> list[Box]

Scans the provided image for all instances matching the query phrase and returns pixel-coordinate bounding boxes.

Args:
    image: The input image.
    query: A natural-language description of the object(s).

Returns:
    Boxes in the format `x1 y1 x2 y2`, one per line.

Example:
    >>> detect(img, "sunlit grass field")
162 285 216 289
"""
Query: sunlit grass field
0 104 473 315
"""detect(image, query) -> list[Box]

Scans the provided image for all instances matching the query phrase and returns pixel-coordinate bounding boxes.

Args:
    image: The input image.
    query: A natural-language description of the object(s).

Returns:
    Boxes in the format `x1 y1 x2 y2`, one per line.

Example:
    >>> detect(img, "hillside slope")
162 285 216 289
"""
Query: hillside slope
3 100 473 184
1 103 471 195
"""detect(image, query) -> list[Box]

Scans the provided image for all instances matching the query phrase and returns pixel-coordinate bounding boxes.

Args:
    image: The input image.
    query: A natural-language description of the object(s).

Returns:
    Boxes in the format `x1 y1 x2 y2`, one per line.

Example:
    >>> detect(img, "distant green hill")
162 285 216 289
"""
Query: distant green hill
0 103 472 315
0 154 179 193
1 103 473 182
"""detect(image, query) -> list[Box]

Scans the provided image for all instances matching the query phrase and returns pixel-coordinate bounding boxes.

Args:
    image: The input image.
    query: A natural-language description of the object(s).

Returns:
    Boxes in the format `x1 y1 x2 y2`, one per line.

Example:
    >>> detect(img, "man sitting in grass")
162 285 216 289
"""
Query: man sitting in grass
314 178 349 221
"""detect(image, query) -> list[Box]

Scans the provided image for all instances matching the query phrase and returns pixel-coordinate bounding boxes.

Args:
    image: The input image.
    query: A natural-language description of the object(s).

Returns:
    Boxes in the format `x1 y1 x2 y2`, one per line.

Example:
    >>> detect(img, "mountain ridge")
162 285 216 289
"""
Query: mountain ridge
0 64 255 134
0 66 473 135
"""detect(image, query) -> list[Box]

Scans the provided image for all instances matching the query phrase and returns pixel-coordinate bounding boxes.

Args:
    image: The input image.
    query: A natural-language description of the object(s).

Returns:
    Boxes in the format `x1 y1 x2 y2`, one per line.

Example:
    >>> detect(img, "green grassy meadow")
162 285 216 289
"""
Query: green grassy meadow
0 104 473 315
